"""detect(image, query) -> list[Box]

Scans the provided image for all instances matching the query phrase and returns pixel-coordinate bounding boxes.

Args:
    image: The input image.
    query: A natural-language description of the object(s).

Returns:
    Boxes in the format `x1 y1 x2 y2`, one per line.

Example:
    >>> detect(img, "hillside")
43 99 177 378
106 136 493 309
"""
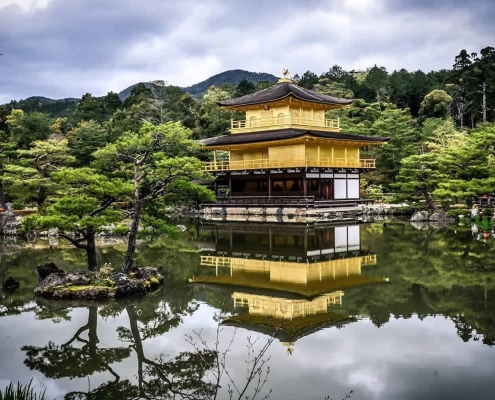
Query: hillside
6 96 78 118
3 69 279 115
118 82 152 101
181 69 278 96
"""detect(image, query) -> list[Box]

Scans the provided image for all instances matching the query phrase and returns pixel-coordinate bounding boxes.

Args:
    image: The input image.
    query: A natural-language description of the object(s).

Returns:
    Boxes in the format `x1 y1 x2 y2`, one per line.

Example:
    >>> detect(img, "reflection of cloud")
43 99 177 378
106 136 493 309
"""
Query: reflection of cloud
2 304 495 400
1 0 494 102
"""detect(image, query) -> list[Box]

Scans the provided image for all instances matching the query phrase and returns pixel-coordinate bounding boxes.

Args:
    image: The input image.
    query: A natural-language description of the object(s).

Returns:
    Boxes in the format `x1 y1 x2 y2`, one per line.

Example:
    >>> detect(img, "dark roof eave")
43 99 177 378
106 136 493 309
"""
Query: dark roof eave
198 128 391 147
215 82 354 108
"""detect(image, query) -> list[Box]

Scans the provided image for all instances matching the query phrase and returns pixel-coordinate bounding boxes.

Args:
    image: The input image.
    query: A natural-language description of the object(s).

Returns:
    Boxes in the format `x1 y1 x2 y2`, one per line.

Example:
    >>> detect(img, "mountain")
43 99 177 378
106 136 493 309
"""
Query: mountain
181 69 278 96
118 82 152 101
3 69 279 116
7 96 79 118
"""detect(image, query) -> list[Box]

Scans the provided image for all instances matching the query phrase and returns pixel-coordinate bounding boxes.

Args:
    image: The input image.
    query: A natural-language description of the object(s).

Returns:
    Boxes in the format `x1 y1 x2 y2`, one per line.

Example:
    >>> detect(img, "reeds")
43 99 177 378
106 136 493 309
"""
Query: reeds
0 380 46 400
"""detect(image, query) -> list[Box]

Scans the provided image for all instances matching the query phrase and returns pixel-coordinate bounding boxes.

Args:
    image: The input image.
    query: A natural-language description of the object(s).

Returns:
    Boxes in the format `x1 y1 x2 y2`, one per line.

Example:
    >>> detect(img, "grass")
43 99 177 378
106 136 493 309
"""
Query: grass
0 380 46 400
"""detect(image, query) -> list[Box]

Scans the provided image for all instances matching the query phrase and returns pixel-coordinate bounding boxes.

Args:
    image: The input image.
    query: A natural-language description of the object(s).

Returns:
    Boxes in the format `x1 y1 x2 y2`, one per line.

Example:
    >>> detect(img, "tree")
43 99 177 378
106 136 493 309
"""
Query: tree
22 167 130 270
233 79 256 98
74 93 106 123
393 119 461 209
67 120 108 166
3 139 74 208
123 83 153 109
469 47 495 123
5 110 53 149
198 86 233 138
93 122 213 273
419 90 453 121
103 91 123 115
150 81 199 128
365 65 389 102
297 70 319 89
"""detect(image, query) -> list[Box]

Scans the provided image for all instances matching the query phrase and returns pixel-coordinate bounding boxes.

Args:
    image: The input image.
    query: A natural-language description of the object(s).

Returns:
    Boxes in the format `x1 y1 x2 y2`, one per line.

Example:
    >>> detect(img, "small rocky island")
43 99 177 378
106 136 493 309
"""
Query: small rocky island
34 262 164 300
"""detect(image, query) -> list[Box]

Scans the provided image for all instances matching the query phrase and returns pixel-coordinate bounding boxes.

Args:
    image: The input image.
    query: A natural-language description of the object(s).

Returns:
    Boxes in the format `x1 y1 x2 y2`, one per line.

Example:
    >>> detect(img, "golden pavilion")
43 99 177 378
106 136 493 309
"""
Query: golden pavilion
200 71 389 207
191 223 388 348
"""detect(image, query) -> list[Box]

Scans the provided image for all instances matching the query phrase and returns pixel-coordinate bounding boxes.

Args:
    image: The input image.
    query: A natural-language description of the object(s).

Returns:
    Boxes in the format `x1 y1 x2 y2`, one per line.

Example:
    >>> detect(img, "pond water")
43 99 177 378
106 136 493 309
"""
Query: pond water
1 221 495 400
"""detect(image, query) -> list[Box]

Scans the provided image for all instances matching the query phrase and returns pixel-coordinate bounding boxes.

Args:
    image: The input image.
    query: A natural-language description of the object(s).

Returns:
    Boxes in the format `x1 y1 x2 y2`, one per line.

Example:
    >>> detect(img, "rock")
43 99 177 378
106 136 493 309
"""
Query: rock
110 272 146 297
429 212 456 225
176 224 187 232
410 211 430 222
34 270 96 298
2 277 20 290
36 262 64 281
136 267 164 284
0 211 17 235
34 266 164 300
410 221 430 231
48 227 59 237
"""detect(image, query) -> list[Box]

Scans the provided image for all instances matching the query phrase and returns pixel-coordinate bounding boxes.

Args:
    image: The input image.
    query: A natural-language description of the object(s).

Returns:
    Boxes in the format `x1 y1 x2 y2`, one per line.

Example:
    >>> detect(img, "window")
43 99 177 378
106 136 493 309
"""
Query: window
308 179 319 191
250 116 258 127
291 112 299 123
286 180 302 192
277 113 285 124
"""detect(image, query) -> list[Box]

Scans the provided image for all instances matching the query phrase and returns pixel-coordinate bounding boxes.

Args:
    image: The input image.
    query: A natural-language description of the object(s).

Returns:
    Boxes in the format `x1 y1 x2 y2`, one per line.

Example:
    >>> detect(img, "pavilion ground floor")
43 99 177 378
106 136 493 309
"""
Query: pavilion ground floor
208 169 368 207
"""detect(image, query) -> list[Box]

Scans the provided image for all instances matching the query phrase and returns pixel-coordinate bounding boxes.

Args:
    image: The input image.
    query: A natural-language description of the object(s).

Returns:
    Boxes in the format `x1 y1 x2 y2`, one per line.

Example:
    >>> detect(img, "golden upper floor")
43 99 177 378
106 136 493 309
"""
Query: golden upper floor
217 81 353 134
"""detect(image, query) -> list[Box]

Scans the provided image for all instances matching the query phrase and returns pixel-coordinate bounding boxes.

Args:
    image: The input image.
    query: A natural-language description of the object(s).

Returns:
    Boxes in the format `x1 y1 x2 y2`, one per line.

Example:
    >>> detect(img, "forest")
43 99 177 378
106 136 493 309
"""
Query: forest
1 46 495 241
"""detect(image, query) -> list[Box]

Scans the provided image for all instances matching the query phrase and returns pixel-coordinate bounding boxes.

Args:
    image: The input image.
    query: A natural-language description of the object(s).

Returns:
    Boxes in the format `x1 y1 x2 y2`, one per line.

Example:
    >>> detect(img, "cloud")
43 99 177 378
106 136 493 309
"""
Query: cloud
0 0 494 103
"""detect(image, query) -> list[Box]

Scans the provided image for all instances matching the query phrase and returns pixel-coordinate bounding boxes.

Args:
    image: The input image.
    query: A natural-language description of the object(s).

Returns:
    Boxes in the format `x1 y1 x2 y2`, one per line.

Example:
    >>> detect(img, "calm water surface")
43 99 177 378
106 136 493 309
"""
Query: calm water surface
0 221 494 400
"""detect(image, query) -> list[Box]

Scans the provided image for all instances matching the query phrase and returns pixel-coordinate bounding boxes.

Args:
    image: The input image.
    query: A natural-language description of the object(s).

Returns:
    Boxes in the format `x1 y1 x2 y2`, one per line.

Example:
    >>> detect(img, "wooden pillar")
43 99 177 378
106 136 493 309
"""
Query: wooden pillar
268 173 272 197
269 229 272 255
331 147 334 165
213 150 217 168
303 177 308 197
228 174 232 198
214 180 218 197
344 148 347 167
317 145 320 166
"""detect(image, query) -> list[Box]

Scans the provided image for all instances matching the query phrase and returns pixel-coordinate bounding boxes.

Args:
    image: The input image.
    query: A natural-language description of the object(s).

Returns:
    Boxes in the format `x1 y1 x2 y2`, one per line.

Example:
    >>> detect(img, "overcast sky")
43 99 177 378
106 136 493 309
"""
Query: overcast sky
0 0 494 103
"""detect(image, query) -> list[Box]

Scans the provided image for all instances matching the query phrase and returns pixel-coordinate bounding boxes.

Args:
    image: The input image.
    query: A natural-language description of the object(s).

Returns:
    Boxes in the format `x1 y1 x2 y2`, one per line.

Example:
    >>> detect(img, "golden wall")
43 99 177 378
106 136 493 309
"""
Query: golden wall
230 143 360 164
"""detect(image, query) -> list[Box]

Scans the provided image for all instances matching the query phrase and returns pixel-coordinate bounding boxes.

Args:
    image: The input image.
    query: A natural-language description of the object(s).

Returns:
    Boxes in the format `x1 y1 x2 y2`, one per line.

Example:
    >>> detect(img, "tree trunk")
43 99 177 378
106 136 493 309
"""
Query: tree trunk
423 188 439 211
482 82 487 123
37 186 46 208
127 306 146 397
121 200 142 274
86 229 98 271
0 181 6 210
87 306 99 359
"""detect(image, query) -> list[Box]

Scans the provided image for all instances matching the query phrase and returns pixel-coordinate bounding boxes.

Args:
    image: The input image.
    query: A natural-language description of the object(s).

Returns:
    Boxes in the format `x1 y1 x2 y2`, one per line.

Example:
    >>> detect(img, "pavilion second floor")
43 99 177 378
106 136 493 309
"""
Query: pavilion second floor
200 129 389 172
205 143 374 171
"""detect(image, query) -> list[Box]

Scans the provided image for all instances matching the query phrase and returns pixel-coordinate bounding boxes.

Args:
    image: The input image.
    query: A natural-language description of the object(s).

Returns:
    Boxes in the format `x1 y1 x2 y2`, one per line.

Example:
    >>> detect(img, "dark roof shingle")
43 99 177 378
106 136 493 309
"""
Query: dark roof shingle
217 82 354 107
199 128 390 147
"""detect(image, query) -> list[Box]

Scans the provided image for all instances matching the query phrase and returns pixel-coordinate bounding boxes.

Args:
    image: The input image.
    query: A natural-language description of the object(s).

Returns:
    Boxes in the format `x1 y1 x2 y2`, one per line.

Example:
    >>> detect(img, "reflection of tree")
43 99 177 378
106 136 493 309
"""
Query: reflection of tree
346 223 495 344
22 306 131 388
117 305 217 399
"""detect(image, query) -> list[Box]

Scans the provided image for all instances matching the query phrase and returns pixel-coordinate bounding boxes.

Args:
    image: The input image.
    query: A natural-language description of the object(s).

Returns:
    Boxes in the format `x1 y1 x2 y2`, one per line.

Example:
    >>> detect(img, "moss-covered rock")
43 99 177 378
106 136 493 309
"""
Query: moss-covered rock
34 266 164 300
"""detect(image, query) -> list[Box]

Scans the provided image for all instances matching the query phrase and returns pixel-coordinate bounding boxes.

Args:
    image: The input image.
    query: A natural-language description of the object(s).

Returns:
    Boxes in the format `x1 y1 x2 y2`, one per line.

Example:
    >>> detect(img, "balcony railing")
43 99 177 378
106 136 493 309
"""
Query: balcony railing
231 115 340 133
204 158 376 171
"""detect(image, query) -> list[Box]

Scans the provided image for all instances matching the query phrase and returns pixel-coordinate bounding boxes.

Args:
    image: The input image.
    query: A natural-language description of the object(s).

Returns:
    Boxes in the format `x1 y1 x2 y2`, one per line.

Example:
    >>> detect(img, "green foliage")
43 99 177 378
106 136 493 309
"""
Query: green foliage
2 138 74 207
74 93 106 123
6 110 53 149
198 86 234 138
0 380 45 400
67 120 108 166
419 89 453 120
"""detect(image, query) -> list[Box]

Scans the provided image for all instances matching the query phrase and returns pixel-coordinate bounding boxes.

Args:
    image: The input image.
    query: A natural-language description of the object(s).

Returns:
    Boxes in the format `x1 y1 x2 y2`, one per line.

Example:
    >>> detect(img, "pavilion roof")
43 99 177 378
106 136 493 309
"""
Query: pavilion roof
222 312 355 343
199 128 390 148
217 82 354 108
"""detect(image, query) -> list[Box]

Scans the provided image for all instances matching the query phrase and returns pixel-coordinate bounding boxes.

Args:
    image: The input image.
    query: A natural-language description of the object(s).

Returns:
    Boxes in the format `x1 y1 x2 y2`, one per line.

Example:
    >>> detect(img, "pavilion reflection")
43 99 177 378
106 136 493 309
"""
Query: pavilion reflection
191 223 388 349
